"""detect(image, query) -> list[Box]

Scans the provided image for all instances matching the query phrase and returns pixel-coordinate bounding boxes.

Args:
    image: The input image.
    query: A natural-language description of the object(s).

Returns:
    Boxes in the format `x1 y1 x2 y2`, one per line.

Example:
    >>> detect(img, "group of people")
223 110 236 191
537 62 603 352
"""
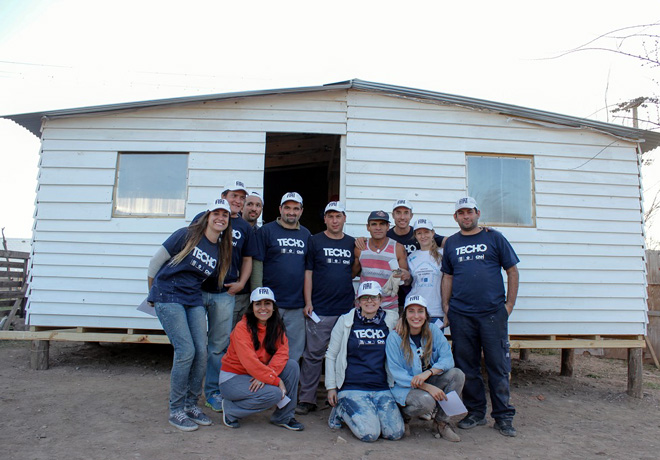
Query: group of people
147 181 520 443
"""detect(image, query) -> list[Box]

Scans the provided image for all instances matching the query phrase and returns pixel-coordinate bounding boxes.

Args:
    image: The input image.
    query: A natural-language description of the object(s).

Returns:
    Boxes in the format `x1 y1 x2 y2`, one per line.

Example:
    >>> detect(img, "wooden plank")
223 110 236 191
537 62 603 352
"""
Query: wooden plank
0 280 23 288
646 250 660 285
37 185 114 203
0 250 30 259
0 261 27 269
0 291 26 301
510 339 645 349
644 336 660 369
0 329 170 344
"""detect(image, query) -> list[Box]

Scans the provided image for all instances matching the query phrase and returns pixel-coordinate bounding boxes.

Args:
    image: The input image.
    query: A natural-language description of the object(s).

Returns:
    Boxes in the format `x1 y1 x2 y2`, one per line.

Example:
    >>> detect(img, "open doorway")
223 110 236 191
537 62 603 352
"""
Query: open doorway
263 133 341 234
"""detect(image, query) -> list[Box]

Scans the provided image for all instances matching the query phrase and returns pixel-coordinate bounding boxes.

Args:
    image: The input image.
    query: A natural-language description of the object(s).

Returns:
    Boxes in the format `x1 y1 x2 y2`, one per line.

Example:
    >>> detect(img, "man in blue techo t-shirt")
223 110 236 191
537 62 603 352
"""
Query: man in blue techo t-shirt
441 197 520 438
251 192 311 362
296 201 360 415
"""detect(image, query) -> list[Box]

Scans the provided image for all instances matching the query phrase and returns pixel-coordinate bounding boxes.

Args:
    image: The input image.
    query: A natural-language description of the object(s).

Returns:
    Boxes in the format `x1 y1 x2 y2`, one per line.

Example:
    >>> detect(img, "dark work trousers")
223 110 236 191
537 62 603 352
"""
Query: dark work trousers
448 307 515 422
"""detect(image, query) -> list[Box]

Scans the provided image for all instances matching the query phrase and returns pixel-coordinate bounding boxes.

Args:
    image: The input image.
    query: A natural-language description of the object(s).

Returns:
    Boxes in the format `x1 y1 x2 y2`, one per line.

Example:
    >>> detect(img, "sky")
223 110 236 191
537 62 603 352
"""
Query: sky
1 0 658 241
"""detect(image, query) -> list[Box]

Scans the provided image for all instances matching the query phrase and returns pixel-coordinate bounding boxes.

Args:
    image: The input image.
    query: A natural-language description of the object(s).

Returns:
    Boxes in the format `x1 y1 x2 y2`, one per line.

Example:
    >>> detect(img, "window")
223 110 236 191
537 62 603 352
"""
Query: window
113 153 188 217
466 154 535 227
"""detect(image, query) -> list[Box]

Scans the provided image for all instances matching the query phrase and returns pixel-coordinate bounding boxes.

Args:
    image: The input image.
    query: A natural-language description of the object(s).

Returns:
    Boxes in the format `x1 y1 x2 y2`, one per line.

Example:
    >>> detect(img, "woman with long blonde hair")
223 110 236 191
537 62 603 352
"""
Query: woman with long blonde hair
147 198 232 432
386 295 465 442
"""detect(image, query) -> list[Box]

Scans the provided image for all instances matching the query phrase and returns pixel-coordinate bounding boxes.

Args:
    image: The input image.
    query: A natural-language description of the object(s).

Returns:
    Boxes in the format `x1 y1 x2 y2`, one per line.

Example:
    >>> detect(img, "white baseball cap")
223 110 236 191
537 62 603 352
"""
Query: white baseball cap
413 218 434 231
248 191 263 202
225 180 248 194
324 201 346 214
208 198 231 213
393 199 413 211
404 294 428 310
357 281 382 298
250 287 276 303
280 192 303 206
455 196 479 212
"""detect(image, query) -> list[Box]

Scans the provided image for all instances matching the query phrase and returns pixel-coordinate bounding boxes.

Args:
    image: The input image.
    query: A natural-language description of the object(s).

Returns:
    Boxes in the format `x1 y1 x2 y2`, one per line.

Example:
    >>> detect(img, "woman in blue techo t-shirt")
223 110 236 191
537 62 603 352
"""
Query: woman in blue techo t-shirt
147 198 233 432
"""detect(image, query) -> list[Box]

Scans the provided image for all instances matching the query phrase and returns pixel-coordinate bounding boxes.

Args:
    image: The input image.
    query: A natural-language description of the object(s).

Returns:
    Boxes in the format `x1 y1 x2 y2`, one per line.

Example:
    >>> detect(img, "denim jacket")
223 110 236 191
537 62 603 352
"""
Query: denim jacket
385 322 454 405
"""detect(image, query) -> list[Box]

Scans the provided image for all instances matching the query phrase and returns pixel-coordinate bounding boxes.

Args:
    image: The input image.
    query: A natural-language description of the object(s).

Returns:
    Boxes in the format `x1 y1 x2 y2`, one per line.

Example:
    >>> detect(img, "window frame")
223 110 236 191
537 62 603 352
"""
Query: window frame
466 152 536 228
112 152 189 218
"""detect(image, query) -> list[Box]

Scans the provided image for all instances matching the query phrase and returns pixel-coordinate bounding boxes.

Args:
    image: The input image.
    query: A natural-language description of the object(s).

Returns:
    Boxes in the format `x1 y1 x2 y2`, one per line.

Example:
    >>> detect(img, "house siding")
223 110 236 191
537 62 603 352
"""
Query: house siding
26 88 647 335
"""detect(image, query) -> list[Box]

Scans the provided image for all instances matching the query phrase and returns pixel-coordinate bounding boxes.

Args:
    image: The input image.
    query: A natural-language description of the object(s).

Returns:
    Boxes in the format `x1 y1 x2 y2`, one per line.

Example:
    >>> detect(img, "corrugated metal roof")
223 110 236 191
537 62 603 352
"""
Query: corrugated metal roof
3 78 659 152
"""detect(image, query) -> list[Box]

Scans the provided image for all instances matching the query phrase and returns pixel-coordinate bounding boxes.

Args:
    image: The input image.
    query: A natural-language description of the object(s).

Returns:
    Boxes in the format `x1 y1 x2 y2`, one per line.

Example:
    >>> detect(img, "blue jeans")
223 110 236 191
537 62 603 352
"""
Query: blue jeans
449 307 515 422
220 359 299 424
155 302 208 412
203 291 235 400
279 308 305 362
335 389 404 442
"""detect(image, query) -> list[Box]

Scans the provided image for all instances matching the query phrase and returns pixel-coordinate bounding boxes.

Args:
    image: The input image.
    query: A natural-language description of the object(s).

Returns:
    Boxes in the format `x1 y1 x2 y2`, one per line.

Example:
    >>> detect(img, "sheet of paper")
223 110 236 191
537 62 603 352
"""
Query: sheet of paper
388 258 400 271
277 395 291 409
309 311 321 323
437 390 467 416
137 297 157 317
434 318 444 329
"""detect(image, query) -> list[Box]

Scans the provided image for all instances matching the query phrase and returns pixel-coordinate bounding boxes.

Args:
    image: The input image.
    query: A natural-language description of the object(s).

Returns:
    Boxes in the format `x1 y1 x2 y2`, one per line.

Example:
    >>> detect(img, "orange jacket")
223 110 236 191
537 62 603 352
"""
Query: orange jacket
221 317 289 386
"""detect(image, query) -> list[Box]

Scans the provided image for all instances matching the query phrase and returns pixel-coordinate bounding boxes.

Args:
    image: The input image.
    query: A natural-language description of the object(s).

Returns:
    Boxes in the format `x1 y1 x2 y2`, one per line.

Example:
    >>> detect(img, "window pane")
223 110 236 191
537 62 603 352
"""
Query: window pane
114 153 188 216
467 155 533 226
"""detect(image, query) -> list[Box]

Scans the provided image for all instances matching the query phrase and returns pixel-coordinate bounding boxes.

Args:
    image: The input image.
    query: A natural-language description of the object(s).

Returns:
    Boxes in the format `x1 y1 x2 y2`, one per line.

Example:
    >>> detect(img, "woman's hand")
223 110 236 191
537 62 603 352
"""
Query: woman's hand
327 389 338 407
424 384 447 402
248 378 265 392
394 317 404 335
411 370 432 388
278 379 287 398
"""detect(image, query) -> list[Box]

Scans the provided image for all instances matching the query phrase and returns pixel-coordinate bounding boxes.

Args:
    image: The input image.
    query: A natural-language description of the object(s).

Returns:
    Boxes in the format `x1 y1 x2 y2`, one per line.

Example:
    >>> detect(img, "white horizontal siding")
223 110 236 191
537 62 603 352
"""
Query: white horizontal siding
344 90 646 336
28 91 347 328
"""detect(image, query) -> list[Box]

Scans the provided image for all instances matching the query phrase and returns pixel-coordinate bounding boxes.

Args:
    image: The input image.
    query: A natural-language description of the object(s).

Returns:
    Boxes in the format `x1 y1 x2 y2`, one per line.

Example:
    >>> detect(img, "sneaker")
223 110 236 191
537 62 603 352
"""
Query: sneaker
494 419 517 437
221 400 240 429
168 410 199 432
272 418 305 431
435 421 461 442
457 413 487 429
328 406 342 429
205 394 223 412
295 402 317 415
185 406 212 426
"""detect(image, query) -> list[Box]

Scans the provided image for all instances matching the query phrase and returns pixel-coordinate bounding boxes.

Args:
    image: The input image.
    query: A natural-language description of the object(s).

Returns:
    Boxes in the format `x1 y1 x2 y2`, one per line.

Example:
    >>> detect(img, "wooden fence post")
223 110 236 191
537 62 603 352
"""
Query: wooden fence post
627 348 643 398
560 349 574 376
30 340 49 370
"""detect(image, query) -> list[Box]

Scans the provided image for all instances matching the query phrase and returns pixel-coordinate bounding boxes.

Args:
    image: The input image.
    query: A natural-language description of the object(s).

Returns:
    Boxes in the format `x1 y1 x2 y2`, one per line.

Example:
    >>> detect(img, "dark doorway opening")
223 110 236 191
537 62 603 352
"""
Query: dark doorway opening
263 133 341 235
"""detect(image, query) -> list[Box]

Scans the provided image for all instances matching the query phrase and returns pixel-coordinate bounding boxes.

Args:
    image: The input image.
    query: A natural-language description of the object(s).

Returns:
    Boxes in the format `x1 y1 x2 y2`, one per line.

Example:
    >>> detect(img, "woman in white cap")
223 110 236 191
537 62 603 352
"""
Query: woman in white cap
386 294 465 441
218 287 304 431
325 281 404 442
147 198 233 432
406 218 445 327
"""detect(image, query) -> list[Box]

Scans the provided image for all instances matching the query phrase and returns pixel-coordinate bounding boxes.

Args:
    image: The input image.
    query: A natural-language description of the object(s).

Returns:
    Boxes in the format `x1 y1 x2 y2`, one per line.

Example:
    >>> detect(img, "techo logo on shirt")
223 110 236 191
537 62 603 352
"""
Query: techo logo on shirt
455 244 488 255
191 247 217 271
323 248 351 258
277 238 305 248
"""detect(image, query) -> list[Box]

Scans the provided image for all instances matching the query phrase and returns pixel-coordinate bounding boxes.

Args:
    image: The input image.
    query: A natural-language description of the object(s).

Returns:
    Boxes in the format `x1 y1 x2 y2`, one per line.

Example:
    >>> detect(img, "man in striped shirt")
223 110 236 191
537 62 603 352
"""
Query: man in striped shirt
355 210 410 313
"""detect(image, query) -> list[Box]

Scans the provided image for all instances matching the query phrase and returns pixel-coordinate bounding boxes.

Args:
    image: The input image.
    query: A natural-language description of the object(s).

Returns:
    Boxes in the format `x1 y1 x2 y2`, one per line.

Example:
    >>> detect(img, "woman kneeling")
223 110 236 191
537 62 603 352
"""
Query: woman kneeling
219 287 303 431
386 295 465 441
325 281 404 442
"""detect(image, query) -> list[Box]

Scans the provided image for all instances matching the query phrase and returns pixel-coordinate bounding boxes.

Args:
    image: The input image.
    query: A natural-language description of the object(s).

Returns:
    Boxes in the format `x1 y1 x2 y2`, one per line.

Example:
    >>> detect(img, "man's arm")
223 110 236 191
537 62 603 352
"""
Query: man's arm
250 260 263 291
225 256 252 295
504 265 519 316
303 270 313 316
395 243 410 281
441 274 453 327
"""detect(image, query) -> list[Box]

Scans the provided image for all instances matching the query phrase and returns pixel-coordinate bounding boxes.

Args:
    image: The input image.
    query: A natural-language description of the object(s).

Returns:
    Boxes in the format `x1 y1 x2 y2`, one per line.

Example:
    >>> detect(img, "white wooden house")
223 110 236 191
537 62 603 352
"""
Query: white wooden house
5 79 659 336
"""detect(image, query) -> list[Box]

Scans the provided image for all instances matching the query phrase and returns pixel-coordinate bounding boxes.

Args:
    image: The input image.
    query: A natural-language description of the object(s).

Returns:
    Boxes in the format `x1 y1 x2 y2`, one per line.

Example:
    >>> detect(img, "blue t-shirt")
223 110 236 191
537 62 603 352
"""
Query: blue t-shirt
387 227 445 256
254 221 311 309
341 311 390 391
441 229 519 315
305 232 356 316
148 227 220 306
201 215 257 293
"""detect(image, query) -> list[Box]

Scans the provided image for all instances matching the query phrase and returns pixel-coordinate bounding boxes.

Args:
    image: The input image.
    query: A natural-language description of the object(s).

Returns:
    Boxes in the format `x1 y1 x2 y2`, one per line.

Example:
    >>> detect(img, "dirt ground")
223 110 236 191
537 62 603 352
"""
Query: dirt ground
1 340 659 460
